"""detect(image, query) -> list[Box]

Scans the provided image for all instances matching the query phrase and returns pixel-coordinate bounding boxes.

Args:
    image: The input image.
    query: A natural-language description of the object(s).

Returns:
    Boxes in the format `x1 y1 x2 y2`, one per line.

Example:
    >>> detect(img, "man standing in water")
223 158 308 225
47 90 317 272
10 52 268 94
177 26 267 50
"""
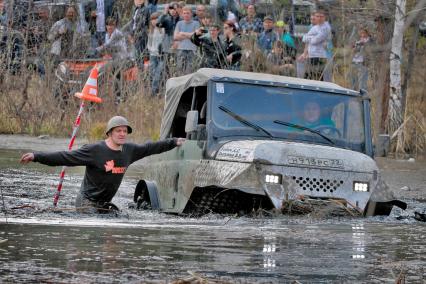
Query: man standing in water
19 116 185 212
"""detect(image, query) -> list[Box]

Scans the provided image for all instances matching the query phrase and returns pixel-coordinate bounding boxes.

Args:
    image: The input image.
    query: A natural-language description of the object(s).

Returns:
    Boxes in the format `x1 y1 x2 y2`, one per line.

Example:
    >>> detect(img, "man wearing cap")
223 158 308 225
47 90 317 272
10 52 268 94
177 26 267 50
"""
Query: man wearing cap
257 15 277 54
19 116 185 212
275 20 296 59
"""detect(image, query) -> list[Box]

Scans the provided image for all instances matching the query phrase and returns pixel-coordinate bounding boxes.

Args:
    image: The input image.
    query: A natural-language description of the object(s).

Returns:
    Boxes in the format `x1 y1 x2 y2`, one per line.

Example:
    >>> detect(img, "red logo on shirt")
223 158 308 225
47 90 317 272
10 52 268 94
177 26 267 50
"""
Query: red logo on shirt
104 160 126 174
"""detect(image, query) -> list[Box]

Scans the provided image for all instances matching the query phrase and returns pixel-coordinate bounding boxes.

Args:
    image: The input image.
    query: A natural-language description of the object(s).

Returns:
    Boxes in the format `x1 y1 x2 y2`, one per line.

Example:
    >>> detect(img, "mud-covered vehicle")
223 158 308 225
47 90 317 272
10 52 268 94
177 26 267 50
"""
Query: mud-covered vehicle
133 68 405 216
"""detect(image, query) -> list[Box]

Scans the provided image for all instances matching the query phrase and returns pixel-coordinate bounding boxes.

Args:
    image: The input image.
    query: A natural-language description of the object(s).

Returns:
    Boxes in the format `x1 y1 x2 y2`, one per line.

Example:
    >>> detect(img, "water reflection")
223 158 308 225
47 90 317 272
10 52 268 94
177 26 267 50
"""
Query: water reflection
1 218 426 282
351 223 366 260
262 232 277 272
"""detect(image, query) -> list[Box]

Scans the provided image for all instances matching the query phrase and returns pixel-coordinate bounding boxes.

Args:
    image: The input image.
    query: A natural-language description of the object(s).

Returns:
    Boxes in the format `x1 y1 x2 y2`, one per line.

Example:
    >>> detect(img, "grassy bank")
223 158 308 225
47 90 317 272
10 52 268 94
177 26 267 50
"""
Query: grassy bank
0 71 163 143
0 51 424 157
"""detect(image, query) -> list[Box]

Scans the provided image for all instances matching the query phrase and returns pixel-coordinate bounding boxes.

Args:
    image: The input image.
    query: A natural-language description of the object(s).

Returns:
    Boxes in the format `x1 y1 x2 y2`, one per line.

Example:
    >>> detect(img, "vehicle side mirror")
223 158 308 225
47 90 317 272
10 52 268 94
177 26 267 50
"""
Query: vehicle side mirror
375 134 390 157
185 110 199 133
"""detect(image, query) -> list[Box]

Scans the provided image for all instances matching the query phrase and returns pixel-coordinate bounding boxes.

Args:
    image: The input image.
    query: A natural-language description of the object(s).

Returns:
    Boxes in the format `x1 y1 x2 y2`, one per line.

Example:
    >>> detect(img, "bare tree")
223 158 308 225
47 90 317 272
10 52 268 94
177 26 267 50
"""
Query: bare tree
388 0 406 135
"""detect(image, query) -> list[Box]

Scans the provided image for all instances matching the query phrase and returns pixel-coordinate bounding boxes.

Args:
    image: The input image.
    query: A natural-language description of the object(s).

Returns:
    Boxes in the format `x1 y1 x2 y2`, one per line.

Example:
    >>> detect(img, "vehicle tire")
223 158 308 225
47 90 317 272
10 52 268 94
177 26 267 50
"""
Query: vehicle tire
133 180 160 210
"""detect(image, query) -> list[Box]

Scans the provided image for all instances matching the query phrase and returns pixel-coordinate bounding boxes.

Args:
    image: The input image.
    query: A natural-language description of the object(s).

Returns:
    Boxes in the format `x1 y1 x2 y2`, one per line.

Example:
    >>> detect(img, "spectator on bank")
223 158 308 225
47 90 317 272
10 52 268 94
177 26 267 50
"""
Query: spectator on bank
295 13 315 78
322 13 333 82
97 17 131 103
223 21 242 70
0 0 7 26
147 0 159 13
226 10 239 30
123 0 151 68
217 0 239 23
275 20 296 59
239 4 263 35
267 41 295 76
174 6 200 74
199 13 213 30
351 27 373 91
48 6 78 62
96 17 129 60
157 2 180 53
177 1 185 18
257 15 277 54
191 23 226 68
193 4 206 23
298 10 328 81
147 12 165 96
84 0 117 48
31 6 53 76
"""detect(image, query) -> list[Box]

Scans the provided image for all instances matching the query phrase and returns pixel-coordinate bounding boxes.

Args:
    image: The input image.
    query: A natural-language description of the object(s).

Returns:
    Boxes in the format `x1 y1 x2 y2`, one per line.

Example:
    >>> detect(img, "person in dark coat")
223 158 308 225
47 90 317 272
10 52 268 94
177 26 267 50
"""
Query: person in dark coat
191 23 226 69
123 0 151 68
223 21 242 70
156 2 180 54
84 0 117 47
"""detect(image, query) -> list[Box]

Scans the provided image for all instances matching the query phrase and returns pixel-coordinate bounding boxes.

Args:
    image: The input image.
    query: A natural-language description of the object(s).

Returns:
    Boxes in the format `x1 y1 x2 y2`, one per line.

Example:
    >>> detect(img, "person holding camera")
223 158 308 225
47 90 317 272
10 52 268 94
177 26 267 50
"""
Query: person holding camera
191 23 226 69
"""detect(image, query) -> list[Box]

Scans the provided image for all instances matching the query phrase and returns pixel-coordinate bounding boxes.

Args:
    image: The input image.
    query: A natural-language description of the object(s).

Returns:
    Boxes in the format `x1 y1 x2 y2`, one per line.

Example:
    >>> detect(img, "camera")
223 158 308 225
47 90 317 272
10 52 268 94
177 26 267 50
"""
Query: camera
200 27 208 33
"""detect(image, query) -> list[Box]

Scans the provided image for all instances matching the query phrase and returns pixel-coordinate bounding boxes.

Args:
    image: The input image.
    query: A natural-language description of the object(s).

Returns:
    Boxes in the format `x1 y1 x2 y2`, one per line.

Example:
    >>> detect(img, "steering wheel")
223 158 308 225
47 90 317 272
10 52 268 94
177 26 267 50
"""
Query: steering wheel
313 125 342 138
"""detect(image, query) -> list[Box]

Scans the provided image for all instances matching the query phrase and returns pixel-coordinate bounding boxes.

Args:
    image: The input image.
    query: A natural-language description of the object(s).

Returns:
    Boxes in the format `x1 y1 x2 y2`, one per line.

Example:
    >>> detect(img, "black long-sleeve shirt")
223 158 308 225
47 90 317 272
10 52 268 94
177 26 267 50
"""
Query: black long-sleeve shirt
34 139 177 203
191 33 226 69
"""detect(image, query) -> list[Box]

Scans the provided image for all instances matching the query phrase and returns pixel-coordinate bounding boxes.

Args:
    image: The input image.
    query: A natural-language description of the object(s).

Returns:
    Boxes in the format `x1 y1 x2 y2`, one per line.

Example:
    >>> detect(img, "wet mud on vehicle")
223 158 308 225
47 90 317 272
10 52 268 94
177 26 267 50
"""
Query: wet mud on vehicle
133 68 406 216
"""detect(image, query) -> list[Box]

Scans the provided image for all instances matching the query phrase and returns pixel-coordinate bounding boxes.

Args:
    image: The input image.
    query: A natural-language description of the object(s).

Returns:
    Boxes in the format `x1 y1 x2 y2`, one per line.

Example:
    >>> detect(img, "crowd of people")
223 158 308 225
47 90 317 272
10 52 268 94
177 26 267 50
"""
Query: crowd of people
0 0 374 97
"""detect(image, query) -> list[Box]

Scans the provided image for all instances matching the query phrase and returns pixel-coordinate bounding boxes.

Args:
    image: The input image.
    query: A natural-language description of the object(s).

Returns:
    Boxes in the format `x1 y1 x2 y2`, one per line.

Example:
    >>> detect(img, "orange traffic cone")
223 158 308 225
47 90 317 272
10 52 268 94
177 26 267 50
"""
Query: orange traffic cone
74 66 102 103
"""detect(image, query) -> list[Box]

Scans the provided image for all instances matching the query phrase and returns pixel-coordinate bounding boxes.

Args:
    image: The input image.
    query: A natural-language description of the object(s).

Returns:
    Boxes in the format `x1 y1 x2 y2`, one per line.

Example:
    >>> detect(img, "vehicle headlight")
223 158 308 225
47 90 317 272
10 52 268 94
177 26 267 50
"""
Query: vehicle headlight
265 174 282 184
353 181 369 192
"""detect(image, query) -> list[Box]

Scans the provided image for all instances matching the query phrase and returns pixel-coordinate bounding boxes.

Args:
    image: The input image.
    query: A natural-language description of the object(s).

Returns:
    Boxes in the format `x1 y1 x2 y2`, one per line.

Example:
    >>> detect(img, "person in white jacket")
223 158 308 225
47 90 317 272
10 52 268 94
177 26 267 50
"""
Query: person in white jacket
298 10 329 81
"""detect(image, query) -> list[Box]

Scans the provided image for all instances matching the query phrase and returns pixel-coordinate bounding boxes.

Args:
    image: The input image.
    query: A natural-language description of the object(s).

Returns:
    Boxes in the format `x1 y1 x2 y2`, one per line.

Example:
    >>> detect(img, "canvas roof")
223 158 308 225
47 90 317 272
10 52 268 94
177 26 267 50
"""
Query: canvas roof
160 68 359 139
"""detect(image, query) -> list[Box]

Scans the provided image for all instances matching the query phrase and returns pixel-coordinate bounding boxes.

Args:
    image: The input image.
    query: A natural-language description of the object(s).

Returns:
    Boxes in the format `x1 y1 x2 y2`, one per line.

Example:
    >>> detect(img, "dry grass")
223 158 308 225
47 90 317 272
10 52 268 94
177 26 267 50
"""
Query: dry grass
0 69 164 143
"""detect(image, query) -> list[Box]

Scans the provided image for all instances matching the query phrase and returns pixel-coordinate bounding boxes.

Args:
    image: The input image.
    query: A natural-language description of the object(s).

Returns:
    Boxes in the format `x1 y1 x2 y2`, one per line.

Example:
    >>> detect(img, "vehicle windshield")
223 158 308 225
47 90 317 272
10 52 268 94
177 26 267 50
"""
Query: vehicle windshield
210 81 366 153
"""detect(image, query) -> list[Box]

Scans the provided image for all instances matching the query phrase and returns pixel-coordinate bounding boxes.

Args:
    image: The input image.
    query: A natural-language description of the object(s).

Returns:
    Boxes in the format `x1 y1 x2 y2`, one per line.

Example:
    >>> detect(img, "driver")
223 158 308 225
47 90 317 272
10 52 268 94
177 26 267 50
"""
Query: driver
299 101 335 128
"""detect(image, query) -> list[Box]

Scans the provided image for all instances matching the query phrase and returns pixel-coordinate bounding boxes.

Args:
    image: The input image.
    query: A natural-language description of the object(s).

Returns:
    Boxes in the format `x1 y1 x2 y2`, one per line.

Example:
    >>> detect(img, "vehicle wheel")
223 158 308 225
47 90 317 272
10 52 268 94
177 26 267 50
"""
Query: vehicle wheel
133 180 152 210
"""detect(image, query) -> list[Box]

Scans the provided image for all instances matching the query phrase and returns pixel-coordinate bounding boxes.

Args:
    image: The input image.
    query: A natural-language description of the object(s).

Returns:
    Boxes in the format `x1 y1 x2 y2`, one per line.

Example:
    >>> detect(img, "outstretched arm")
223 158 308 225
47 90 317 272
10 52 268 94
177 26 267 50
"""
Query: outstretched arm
130 138 185 163
20 145 94 167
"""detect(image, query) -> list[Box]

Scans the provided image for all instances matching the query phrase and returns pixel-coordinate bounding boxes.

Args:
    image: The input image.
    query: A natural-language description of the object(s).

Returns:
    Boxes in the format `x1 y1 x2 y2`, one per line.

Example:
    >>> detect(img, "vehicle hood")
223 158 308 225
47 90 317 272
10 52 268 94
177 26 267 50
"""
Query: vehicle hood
215 140 378 173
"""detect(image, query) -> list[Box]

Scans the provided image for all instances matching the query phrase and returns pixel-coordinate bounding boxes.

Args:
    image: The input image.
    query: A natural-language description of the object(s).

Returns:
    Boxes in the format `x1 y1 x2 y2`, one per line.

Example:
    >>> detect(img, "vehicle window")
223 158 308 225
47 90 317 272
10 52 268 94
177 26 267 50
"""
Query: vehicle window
210 82 366 153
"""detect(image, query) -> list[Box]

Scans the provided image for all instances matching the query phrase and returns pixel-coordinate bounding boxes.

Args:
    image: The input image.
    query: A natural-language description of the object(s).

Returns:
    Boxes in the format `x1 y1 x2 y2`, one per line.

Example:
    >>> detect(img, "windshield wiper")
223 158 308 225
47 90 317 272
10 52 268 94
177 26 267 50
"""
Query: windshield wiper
218 105 273 138
273 120 335 145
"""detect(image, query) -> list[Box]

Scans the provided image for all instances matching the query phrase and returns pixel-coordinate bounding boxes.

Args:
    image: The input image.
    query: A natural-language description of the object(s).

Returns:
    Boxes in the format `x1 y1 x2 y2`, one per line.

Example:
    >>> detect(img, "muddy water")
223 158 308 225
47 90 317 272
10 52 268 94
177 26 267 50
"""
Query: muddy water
0 139 426 283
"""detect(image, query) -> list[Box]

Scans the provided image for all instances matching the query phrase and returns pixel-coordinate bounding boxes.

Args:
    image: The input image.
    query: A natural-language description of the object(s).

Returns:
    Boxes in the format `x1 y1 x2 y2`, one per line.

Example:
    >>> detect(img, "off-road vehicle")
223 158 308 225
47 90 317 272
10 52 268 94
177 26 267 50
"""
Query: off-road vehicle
133 68 404 216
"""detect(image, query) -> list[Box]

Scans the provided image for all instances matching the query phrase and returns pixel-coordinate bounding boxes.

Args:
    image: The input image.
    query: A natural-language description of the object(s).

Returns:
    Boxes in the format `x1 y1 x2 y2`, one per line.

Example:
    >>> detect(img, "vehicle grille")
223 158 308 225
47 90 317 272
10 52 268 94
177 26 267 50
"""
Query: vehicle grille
290 176 344 193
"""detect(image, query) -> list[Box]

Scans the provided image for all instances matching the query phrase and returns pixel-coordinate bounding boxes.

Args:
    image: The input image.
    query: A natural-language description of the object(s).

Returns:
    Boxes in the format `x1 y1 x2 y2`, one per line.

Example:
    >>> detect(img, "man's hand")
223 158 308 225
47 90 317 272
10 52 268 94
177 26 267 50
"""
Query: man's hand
176 138 186 146
195 28 203 36
20 153 35 164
